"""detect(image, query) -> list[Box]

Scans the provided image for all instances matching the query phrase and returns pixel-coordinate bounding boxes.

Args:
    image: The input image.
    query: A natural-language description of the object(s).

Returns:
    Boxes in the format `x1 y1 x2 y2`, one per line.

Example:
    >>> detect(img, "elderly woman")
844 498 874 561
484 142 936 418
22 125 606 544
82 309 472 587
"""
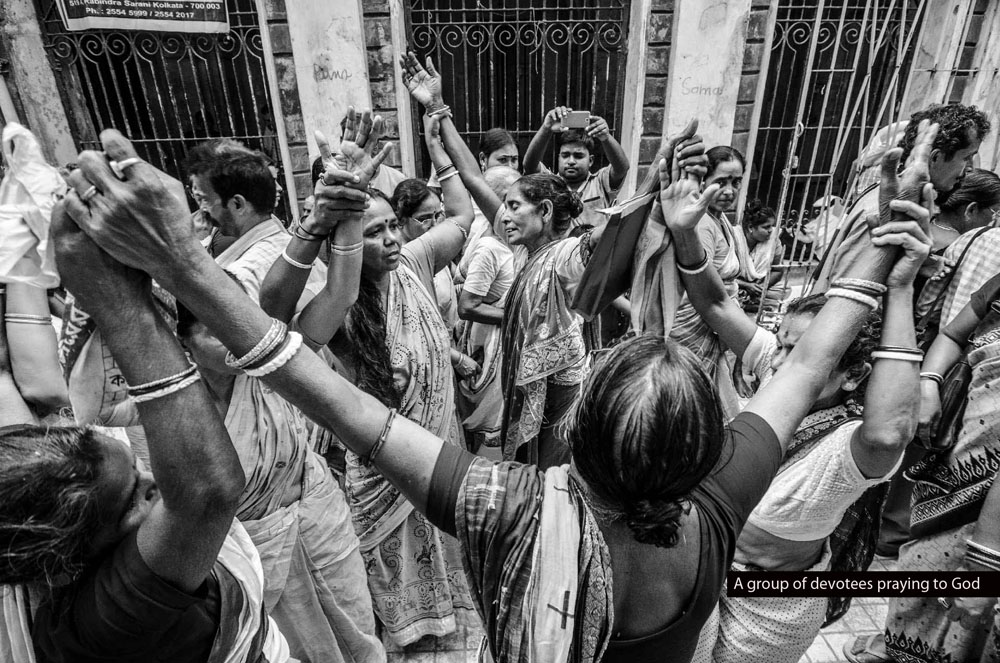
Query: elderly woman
2 192 289 660
259 113 476 646
45 116 936 663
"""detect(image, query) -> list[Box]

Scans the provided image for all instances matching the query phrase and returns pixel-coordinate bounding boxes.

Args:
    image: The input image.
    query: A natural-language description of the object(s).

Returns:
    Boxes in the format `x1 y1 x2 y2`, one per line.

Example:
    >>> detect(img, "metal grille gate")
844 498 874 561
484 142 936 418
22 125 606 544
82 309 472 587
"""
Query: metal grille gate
749 0 925 314
32 0 286 215
408 0 631 175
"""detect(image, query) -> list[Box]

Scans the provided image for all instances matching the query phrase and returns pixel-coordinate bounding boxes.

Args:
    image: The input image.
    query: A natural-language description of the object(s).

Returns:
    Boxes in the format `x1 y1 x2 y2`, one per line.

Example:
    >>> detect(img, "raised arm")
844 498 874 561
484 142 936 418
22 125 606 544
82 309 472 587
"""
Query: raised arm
401 54 503 225
419 113 474 272
523 106 570 175
745 120 939 448
69 130 449 523
851 190 931 478
586 114 629 189
660 152 759 358
260 110 389 324
54 175 244 593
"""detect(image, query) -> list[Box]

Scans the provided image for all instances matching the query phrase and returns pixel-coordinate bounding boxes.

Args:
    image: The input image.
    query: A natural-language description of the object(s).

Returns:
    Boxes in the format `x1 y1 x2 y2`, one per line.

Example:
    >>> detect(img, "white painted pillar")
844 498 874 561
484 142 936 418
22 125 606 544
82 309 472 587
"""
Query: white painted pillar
2 0 78 164
619 0 652 198
661 0 754 150
284 0 372 162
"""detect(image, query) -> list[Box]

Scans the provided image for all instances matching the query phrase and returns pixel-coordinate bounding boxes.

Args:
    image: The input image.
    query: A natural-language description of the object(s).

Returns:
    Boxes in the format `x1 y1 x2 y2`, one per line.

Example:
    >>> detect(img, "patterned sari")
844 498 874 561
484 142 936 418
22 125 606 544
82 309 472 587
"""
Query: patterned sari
500 238 588 466
345 264 474 646
885 306 1000 663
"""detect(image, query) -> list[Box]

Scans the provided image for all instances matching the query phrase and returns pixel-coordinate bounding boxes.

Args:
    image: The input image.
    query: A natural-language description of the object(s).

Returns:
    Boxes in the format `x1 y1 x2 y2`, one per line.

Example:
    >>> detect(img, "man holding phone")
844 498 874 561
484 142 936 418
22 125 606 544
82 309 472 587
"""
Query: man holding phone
522 105 630 230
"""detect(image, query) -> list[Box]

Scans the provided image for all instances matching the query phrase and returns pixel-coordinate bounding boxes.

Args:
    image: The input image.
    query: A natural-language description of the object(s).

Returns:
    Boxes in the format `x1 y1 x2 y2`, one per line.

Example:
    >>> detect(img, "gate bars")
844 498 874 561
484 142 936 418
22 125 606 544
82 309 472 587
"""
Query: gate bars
33 0 285 215
747 0 925 324
407 0 631 176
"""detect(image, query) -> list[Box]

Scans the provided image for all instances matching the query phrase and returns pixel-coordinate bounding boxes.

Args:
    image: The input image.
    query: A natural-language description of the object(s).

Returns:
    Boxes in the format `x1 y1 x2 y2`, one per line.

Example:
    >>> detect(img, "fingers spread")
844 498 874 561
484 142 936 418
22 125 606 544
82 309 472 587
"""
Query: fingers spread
315 130 335 165
372 143 394 171
425 56 438 77
701 182 722 207
320 166 361 187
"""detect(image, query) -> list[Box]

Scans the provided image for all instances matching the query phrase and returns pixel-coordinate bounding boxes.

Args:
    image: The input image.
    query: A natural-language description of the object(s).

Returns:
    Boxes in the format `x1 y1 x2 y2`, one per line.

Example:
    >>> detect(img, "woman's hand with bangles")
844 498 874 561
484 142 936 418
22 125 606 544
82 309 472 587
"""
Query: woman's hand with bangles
401 52 445 111
454 353 481 379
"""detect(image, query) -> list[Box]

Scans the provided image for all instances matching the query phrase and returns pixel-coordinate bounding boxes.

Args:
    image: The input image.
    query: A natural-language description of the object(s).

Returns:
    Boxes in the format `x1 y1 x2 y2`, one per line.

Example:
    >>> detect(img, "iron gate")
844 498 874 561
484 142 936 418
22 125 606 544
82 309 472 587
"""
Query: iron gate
747 0 925 313
408 0 631 175
32 0 287 215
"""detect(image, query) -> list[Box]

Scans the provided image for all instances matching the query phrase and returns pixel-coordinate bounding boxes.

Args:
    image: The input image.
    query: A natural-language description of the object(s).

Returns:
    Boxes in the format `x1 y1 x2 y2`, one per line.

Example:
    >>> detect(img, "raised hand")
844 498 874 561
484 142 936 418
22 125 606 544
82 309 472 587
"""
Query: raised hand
62 130 199 284
658 148 721 233
52 198 151 317
315 125 392 193
639 118 706 196
870 182 934 289
401 52 445 111
544 106 572 132
586 115 611 142
341 106 387 155
877 119 939 226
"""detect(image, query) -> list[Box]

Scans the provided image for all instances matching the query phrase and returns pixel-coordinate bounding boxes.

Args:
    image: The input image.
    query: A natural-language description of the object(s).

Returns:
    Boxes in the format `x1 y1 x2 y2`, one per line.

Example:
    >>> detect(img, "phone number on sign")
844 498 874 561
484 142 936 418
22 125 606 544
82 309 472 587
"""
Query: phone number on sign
100 9 199 17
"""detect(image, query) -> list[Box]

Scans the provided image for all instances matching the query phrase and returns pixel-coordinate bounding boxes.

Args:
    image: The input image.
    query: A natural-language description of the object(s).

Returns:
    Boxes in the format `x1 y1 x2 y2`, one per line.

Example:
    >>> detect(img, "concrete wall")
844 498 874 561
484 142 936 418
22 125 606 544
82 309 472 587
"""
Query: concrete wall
0 0 77 164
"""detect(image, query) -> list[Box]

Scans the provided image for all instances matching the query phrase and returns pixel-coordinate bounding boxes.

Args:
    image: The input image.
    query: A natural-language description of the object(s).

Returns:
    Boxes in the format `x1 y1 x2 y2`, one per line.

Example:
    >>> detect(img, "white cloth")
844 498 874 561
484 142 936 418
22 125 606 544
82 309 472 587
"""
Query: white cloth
0 123 64 288
215 217 326 308
693 544 833 663
0 585 35 663
524 465 580 663
745 420 899 540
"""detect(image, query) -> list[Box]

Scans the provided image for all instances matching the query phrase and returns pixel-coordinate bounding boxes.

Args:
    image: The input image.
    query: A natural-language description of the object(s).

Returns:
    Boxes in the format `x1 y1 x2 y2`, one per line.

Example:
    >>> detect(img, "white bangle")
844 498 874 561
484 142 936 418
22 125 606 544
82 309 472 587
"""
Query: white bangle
825 287 879 310
871 350 924 363
281 248 313 270
677 253 710 275
437 169 461 183
245 332 303 377
131 373 202 404
225 319 287 370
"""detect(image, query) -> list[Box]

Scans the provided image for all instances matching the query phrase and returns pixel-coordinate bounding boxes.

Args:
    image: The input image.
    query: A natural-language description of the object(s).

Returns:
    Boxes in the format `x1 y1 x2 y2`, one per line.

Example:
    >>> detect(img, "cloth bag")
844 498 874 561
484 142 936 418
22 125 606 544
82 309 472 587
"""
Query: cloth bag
0 123 65 288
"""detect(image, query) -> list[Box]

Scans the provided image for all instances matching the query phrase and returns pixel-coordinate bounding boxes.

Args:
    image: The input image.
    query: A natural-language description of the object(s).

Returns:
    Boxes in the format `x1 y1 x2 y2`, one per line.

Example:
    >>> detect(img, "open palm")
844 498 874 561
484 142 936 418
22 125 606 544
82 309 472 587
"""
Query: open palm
401 52 444 109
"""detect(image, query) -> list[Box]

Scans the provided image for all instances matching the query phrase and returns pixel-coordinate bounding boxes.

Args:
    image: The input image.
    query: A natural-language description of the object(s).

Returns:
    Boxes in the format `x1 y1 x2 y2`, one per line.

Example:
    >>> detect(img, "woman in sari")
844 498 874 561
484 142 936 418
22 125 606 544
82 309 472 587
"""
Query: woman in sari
400 54 669 468
669 145 747 417
259 113 475 646
846 271 1000 663
66 120 937 663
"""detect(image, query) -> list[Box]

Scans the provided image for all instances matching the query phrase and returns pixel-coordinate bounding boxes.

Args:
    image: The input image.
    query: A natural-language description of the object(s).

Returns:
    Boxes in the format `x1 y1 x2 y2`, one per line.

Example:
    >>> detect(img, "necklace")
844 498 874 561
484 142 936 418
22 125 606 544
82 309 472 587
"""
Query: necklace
931 218 958 234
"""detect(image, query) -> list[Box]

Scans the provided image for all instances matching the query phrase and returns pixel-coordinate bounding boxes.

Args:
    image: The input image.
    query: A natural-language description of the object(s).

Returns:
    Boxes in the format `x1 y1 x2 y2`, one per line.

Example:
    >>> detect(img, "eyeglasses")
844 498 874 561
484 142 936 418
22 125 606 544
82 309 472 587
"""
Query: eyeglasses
412 208 446 225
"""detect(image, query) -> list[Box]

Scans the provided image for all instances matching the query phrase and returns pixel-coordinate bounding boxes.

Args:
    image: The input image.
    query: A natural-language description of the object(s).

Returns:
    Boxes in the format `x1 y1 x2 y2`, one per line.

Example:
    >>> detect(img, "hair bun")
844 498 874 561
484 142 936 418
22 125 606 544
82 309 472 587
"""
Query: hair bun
624 497 687 548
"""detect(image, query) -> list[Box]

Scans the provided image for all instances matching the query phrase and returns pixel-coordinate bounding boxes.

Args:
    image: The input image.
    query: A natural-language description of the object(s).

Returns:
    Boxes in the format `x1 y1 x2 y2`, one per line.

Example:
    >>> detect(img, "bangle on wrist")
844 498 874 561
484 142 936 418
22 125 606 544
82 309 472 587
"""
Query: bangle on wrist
366 408 397 465
293 224 326 242
871 350 924 363
825 287 879 310
435 163 456 176
677 252 710 275
437 169 461 184
281 249 314 270
920 371 944 386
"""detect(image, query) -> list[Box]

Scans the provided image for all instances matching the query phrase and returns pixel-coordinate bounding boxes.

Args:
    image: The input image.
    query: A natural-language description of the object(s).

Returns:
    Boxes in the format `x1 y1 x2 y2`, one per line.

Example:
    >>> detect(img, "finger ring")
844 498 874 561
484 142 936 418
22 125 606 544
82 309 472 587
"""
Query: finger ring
80 185 99 202
110 157 142 178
